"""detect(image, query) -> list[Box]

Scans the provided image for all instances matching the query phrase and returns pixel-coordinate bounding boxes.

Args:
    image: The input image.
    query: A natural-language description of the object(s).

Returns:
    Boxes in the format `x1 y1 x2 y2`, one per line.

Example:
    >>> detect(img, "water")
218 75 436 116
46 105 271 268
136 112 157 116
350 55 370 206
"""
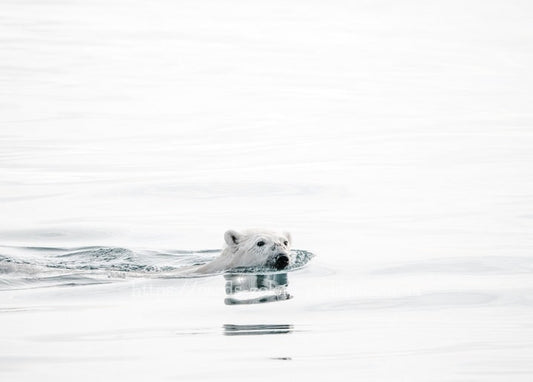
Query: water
0 245 314 289
1 0 533 380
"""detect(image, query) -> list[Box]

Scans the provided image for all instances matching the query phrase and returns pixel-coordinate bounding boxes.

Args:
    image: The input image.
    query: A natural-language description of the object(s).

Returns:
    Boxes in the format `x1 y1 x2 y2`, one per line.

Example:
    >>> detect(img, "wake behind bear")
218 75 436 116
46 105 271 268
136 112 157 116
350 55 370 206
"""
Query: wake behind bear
195 229 292 274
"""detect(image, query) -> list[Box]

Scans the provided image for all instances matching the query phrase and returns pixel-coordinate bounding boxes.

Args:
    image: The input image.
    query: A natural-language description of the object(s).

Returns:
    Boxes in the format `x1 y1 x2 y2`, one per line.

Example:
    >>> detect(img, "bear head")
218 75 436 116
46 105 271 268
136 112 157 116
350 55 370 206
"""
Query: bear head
223 229 292 270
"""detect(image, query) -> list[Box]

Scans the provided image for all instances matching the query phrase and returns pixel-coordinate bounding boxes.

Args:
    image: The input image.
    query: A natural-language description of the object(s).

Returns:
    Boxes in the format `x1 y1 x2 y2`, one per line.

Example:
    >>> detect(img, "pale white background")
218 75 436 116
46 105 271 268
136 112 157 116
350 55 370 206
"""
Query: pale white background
1 0 533 380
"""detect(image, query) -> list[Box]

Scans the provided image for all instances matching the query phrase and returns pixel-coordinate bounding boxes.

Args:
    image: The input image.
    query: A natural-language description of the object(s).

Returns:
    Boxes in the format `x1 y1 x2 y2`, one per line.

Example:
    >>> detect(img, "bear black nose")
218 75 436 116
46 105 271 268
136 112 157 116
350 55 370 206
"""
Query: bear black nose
274 254 289 270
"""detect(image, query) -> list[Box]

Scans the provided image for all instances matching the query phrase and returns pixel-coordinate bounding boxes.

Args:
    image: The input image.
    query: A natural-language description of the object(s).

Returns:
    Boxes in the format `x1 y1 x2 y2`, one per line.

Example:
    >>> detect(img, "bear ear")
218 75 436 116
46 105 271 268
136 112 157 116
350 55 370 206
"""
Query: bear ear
224 230 241 246
283 231 292 245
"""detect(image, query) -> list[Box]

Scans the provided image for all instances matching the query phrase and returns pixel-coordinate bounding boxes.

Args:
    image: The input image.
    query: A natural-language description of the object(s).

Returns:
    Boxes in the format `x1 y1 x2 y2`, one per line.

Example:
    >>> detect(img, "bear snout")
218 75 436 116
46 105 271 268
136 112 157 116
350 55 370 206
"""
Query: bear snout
274 254 289 270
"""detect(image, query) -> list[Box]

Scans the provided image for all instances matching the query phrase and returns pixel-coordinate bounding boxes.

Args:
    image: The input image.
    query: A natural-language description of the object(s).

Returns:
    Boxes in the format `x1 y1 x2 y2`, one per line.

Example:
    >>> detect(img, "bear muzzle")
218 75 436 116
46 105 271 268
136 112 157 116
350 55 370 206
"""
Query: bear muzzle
274 254 289 270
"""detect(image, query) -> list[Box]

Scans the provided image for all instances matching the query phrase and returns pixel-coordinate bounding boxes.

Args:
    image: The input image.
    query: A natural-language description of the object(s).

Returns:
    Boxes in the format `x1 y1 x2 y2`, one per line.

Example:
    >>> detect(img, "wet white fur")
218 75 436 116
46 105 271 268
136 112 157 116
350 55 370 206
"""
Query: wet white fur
195 229 292 273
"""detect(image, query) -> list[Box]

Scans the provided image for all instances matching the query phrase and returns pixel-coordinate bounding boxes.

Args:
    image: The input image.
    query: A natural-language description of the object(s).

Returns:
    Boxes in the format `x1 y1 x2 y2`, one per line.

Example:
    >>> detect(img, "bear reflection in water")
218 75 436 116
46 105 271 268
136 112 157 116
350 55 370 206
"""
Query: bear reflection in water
223 324 293 336
224 272 291 305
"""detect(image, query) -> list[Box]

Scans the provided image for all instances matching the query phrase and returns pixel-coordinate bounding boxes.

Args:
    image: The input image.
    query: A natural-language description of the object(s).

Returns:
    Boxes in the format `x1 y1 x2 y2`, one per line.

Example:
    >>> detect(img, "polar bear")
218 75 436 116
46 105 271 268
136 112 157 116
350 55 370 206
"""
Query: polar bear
195 229 292 273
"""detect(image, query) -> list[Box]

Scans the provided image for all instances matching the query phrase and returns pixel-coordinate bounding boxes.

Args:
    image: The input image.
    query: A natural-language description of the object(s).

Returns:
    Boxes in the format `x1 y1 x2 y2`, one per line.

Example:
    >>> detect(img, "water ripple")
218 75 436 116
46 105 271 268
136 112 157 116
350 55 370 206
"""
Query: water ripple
0 246 314 290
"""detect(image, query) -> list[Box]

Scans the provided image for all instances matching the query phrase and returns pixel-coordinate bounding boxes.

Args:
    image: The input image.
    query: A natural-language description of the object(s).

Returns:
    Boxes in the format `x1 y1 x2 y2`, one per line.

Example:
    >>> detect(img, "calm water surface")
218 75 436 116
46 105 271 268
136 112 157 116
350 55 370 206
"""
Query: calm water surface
1 0 533 381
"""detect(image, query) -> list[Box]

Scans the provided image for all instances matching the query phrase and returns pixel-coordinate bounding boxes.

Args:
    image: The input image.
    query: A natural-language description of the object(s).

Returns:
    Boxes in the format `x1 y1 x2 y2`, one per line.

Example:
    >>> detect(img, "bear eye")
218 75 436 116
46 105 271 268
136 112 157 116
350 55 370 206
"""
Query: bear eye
283 241 288 246
257 241 265 247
